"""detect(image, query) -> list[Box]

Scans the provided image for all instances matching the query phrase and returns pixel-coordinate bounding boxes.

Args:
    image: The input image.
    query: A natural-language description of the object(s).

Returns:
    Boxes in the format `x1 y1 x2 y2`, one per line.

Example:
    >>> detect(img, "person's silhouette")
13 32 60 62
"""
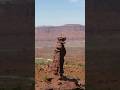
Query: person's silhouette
52 36 66 78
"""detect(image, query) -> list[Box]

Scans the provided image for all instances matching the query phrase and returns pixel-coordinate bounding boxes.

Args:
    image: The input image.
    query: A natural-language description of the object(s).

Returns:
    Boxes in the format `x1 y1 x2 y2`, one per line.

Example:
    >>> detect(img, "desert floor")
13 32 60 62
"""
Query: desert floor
35 47 85 89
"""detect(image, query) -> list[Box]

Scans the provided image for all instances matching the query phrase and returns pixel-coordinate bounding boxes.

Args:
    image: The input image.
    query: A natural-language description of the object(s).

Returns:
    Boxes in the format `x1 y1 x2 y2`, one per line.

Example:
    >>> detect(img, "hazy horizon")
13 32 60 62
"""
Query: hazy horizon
35 0 85 27
35 23 85 27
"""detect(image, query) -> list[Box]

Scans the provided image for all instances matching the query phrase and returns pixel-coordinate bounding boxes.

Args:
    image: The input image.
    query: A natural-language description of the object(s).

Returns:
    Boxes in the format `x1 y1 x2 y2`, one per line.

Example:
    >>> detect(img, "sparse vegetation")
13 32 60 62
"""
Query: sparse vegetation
35 47 85 89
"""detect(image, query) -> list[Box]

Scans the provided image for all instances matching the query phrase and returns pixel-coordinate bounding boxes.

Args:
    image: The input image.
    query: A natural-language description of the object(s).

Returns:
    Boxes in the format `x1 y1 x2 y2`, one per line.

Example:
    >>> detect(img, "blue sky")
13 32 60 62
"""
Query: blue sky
35 0 85 26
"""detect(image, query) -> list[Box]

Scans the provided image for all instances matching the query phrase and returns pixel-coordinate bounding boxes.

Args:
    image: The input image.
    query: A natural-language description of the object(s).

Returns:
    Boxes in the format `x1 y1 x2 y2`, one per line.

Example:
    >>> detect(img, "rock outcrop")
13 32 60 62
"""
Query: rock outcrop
37 36 85 90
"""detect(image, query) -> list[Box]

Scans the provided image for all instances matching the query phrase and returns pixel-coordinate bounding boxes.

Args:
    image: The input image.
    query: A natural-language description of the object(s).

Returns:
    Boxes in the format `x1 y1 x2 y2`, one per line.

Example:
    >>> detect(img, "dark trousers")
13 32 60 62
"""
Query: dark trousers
59 58 64 76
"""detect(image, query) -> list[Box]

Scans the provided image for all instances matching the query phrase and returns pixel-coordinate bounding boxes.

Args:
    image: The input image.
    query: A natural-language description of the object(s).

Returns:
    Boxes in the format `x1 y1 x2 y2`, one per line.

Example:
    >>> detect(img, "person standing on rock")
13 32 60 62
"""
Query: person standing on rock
52 36 66 78
59 37 66 77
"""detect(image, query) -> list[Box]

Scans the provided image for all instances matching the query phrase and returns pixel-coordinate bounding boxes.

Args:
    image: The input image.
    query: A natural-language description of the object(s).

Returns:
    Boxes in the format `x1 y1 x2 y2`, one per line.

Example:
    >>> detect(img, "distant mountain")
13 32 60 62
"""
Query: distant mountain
35 24 85 40
35 24 85 47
